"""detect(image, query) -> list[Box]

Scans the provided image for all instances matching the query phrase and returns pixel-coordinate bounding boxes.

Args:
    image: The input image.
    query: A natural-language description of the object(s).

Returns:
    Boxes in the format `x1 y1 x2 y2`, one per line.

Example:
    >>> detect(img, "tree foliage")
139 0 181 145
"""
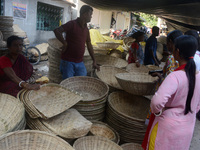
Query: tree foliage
135 12 158 28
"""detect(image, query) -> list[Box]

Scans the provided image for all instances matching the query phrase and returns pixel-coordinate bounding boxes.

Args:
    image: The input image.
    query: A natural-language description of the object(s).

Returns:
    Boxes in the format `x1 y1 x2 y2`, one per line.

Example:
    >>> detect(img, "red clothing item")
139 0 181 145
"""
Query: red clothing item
128 42 139 64
61 18 91 63
0 56 12 76
0 54 33 97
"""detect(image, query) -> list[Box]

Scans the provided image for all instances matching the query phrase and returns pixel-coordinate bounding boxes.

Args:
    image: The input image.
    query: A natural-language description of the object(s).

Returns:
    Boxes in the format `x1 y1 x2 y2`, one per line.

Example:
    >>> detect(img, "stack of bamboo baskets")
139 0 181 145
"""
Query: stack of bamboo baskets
60 76 109 121
17 83 93 141
0 93 25 136
0 16 14 41
47 38 63 83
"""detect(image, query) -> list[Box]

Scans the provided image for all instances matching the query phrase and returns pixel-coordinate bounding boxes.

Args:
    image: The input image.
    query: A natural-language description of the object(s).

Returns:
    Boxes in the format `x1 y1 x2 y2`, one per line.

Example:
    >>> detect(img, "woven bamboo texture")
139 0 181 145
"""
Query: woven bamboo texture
60 76 109 102
120 143 143 150
73 136 123 150
28 83 82 119
89 121 120 144
0 130 74 150
0 31 3 41
47 39 63 83
95 65 128 90
106 91 150 143
109 49 123 58
41 109 92 139
96 42 120 49
0 93 25 136
126 63 150 74
115 73 157 95
0 16 14 27
146 65 162 71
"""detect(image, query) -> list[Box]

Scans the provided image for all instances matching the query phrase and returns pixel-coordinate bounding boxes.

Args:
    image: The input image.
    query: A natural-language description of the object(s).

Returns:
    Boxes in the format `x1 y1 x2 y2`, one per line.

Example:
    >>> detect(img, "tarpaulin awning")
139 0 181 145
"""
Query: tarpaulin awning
81 0 200 32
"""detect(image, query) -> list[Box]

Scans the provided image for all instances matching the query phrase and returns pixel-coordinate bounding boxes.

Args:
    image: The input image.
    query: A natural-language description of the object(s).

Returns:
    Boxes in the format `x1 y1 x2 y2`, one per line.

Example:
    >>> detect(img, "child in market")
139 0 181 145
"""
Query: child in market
128 31 145 67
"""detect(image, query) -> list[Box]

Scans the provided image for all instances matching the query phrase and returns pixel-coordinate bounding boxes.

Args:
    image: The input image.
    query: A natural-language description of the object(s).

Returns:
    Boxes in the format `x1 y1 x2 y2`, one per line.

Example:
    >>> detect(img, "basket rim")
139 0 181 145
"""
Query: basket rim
115 73 157 84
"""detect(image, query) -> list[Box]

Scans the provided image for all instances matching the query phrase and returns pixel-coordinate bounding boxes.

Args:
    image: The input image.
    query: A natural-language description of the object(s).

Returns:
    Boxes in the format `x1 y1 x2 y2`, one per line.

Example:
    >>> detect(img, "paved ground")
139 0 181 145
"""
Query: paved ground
190 119 200 150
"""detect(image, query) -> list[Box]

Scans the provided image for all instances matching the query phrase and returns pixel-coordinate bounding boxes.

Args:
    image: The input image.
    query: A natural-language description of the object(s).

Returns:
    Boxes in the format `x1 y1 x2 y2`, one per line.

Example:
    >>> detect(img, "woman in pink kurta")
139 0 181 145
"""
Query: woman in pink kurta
148 35 200 150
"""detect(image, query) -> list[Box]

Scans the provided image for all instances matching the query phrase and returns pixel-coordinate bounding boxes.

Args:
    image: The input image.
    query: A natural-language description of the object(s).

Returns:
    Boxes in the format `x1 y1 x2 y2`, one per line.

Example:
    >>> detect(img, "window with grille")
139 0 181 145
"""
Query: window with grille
0 0 4 15
37 2 63 31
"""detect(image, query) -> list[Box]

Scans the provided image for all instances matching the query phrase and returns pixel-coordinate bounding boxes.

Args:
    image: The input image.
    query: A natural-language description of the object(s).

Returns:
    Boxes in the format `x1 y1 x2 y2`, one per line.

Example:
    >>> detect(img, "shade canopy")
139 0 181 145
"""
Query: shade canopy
81 0 200 32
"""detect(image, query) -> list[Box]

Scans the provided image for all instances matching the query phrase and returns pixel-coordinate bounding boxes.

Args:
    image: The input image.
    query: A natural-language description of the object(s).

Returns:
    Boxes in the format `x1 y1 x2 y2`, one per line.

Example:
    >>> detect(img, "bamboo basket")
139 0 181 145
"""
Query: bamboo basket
0 93 25 136
106 91 150 143
96 42 120 49
89 121 120 144
73 136 122 150
60 76 109 102
28 83 82 119
120 143 143 150
26 109 92 139
0 130 74 150
95 65 128 90
126 63 150 74
115 73 157 95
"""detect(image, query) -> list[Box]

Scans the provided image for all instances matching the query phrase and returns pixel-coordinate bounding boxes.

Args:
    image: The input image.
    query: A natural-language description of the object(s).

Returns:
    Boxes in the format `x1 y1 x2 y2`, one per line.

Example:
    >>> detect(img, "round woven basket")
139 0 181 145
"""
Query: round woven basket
0 16 14 26
60 76 109 102
120 143 143 150
89 121 120 144
96 42 120 49
0 41 7 48
115 73 157 95
95 65 128 90
0 93 25 136
126 63 150 74
106 91 150 143
109 49 123 58
0 130 74 150
108 91 150 122
73 136 122 150
123 37 135 51
2 31 14 41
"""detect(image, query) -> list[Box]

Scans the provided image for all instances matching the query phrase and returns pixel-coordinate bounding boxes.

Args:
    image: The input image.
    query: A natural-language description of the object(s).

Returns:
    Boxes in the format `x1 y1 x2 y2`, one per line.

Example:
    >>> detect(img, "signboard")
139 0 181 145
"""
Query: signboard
13 2 27 19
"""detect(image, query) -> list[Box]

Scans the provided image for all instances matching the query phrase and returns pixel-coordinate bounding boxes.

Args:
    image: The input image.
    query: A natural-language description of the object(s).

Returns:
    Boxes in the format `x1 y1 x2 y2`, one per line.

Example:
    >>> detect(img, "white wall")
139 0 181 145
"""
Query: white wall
5 0 73 45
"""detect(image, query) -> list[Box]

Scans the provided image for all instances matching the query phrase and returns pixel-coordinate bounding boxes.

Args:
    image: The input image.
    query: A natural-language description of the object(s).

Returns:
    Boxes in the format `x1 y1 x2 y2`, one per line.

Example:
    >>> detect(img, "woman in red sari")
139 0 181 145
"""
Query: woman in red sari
0 35 40 97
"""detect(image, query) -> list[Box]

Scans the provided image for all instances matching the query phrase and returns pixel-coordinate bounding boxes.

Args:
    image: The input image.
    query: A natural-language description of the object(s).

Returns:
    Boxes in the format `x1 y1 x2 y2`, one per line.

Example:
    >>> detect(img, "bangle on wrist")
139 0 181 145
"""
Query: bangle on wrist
154 109 162 117
19 81 25 88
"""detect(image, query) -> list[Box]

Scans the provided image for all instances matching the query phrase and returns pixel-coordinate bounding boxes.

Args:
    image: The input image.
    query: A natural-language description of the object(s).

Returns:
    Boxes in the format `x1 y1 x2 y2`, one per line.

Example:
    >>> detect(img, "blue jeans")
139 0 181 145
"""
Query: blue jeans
60 60 87 80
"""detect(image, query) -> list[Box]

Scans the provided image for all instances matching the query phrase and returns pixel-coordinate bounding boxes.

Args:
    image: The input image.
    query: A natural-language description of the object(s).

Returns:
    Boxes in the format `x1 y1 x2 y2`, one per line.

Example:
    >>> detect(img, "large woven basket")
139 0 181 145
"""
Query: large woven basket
0 93 25 136
95 65 128 90
0 130 74 150
126 63 150 74
106 91 150 143
60 76 109 102
89 121 120 144
146 65 162 71
73 136 122 150
120 143 143 150
108 91 150 122
115 73 157 95
96 42 120 49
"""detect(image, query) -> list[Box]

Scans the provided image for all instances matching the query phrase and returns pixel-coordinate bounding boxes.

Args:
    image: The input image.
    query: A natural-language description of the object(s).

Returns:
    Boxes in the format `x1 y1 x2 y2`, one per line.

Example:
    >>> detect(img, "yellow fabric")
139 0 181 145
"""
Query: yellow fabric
149 123 158 150
89 29 106 46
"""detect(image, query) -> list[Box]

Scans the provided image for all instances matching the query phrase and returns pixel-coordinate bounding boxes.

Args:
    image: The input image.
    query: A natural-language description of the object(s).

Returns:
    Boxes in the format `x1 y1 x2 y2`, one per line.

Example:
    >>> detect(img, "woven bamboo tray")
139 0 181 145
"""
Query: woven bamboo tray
0 93 25 136
73 136 122 150
28 83 82 119
96 42 120 49
120 143 143 150
89 121 120 144
115 73 157 95
0 130 74 150
109 49 123 58
41 109 92 139
95 65 128 90
60 76 109 102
